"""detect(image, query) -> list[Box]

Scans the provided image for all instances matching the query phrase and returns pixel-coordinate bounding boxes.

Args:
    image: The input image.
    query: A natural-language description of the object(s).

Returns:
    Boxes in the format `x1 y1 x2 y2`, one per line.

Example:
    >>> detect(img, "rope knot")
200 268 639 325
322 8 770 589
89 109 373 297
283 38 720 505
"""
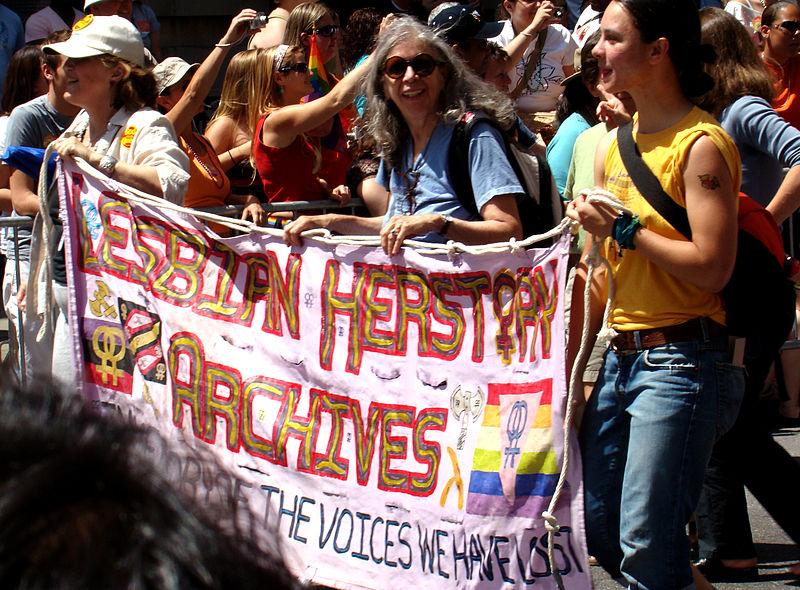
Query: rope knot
508 237 523 254
445 240 461 261
541 510 561 533
597 325 617 347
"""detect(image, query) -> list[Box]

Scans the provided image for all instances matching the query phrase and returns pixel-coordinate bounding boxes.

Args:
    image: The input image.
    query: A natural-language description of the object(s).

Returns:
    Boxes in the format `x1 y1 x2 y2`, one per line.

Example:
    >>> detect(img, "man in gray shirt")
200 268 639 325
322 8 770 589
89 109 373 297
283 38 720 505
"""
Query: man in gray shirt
4 29 78 378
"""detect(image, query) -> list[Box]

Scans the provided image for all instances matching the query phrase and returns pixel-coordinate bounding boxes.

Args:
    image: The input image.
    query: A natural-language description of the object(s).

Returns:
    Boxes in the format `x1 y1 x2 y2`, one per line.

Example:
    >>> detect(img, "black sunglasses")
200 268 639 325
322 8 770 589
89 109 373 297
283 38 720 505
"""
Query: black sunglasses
278 62 309 74
382 53 442 80
310 24 339 37
776 20 800 34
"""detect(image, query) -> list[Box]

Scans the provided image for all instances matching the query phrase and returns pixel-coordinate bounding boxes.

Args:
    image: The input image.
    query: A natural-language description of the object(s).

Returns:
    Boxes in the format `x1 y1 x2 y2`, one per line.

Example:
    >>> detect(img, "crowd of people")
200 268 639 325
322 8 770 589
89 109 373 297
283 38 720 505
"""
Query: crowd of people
1 0 800 587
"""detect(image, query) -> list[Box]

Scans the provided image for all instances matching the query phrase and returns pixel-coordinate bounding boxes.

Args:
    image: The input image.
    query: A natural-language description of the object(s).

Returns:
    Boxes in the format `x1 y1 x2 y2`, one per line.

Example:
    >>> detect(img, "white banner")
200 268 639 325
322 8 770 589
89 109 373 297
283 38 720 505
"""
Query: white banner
61 161 591 589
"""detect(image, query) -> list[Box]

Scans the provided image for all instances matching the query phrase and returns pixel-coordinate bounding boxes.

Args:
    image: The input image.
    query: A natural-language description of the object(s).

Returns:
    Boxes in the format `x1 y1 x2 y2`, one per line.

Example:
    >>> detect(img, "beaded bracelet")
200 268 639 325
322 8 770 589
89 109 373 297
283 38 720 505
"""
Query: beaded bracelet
612 212 642 252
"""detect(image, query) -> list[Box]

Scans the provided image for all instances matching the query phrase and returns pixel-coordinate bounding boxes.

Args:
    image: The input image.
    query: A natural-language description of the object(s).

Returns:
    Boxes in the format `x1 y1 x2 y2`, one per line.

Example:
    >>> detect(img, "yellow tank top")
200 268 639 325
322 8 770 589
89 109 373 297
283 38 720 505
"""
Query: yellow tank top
602 107 742 330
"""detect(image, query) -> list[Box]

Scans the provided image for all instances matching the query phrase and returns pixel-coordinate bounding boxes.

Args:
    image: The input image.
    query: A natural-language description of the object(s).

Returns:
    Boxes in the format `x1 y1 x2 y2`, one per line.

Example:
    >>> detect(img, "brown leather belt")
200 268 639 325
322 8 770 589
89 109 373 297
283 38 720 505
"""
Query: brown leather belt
611 318 727 353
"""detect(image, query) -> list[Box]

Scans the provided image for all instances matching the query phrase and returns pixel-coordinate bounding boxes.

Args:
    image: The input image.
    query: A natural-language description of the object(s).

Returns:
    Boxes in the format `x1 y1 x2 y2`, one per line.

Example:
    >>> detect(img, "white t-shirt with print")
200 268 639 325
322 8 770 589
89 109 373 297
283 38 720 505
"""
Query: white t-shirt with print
490 20 578 113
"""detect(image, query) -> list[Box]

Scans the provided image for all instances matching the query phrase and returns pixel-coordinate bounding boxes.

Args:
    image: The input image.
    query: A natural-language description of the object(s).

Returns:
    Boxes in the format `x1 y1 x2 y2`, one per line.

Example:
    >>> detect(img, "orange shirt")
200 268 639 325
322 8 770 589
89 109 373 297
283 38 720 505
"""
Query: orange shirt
181 133 230 209
181 133 232 235
765 55 800 129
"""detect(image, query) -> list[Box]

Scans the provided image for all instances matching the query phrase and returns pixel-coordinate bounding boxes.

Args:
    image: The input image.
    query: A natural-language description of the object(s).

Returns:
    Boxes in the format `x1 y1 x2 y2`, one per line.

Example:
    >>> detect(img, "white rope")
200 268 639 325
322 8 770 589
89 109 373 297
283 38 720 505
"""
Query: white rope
540 187 626 588
36 143 57 344
67 157 572 254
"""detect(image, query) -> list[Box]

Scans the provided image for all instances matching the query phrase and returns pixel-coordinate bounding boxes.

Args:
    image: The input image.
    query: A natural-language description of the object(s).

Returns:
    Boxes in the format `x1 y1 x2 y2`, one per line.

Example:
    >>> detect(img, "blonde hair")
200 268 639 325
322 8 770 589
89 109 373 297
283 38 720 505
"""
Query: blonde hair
209 48 274 137
238 44 321 173
283 2 332 48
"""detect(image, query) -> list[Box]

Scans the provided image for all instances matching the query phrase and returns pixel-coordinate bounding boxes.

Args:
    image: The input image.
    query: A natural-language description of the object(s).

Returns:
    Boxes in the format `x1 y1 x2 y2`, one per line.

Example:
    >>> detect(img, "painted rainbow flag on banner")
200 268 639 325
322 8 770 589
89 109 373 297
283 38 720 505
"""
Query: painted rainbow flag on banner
466 380 559 517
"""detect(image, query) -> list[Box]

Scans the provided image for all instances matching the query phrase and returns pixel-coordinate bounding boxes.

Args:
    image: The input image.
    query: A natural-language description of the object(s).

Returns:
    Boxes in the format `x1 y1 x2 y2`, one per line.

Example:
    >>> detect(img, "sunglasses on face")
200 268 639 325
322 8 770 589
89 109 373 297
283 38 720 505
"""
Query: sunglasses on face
776 20 800 34
278 62 309 74
382 53 442 80
310 24 339 37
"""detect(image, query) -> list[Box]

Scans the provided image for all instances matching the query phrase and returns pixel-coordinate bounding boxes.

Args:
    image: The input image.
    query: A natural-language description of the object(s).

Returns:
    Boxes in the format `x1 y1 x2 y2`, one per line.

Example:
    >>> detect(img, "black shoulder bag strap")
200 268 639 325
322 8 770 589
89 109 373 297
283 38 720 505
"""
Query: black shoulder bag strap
616 121 693 240
448 113 481 218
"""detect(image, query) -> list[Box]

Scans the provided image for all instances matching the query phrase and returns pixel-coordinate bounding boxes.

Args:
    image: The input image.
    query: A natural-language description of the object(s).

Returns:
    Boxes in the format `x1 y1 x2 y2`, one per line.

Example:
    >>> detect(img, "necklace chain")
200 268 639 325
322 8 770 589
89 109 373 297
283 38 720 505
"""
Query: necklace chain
400 125 437 215
184 136 226 190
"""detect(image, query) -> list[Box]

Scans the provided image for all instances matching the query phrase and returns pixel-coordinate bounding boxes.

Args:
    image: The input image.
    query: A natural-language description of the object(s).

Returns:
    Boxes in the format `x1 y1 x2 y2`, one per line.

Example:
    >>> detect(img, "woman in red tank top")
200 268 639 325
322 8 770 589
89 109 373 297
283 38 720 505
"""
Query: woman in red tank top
253 43 370 206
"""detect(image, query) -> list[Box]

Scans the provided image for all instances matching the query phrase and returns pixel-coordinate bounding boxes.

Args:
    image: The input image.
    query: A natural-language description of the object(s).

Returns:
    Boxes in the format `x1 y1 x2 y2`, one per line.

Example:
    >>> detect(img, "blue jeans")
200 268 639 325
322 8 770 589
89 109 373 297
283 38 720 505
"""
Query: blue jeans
580 336 745 589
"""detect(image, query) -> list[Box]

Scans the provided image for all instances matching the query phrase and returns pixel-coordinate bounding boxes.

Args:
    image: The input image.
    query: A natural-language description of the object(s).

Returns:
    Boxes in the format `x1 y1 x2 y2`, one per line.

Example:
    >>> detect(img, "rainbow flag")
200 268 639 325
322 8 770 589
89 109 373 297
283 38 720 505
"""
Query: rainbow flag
304 33 354 154
466 380 560 517
306 33 331 101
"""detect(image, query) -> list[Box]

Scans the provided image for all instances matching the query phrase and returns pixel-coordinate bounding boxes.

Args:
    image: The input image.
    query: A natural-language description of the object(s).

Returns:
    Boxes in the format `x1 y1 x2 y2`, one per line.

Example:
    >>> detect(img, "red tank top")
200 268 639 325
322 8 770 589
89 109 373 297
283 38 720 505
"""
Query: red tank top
254 113 326 203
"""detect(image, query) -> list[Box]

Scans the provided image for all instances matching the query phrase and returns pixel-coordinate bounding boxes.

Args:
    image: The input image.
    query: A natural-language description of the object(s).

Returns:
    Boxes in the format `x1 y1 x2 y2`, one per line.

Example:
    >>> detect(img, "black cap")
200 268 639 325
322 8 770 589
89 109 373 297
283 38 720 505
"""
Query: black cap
428 4 504 44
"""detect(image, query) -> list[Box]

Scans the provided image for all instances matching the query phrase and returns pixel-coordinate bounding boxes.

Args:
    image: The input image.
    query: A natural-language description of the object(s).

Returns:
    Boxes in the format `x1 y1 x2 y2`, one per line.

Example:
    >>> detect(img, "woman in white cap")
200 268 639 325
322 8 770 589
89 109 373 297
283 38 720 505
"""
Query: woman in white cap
153 9 267 229
45 14 189 203
41 14 189 388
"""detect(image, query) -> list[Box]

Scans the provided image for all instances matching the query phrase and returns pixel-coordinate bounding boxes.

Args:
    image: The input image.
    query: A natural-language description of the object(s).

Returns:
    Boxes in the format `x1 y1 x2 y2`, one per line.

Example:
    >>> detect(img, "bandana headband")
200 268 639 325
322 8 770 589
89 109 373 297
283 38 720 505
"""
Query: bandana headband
274 44 290 69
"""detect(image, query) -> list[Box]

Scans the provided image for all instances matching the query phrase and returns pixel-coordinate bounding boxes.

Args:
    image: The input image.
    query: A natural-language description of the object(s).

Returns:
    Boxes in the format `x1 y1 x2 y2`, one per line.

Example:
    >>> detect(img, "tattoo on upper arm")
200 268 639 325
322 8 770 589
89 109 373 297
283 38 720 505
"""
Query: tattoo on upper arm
698 174 721 190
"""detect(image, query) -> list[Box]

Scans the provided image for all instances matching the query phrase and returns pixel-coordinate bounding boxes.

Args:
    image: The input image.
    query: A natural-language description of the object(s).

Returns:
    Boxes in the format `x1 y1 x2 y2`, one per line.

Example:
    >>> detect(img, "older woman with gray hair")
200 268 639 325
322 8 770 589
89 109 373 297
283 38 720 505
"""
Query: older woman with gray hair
284 16 524 255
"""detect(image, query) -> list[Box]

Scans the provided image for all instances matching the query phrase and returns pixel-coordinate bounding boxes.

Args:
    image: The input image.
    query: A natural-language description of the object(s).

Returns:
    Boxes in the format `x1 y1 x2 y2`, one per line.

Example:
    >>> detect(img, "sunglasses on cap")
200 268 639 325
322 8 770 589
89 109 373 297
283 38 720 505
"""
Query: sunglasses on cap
308 24 339 37
776 20 800 34
278 62 309 74
382 53 443 79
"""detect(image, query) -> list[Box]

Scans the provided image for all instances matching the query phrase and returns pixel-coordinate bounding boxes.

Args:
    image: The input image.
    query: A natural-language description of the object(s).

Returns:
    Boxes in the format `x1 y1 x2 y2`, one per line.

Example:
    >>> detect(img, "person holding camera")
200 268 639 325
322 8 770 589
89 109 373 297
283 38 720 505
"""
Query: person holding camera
152 9 267 228
489 0 577 140
248 0 306 50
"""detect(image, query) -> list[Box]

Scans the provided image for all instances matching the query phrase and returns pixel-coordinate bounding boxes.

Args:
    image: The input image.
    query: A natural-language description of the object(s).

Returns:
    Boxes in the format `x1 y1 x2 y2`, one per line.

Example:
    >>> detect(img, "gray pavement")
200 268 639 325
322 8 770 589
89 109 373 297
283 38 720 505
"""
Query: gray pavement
591 424 800 590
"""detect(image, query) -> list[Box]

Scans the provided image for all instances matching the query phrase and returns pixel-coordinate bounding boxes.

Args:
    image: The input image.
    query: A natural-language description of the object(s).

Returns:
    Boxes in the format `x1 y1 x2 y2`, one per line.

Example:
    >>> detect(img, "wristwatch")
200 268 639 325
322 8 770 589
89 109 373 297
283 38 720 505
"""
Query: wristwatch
439 214 453 236
98 154 118 176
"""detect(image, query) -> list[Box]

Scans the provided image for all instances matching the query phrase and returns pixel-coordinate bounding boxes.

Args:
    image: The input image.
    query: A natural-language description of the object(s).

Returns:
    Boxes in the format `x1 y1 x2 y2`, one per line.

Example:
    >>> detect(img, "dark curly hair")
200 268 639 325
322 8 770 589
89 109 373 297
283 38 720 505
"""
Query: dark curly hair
341 7 382 71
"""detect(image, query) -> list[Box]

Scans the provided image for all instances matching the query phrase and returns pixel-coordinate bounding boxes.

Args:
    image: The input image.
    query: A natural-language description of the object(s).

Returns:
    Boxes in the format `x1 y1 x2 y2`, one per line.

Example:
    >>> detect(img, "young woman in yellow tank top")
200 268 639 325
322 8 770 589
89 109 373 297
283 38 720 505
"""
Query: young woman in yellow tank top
565 0 746 587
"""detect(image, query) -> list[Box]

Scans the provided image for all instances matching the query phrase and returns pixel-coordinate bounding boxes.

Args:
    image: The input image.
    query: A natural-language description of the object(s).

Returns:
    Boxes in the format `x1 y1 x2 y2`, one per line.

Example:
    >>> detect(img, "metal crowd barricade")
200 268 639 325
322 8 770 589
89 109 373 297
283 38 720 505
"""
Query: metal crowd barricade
0 215 34 382
198 197 366 219
0 199 364 382
781 214 800 419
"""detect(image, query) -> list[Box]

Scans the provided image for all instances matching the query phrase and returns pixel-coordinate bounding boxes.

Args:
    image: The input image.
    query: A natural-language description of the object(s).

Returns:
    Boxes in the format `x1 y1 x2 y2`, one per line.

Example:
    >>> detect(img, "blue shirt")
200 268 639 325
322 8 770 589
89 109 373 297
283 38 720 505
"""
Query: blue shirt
376 120 524 242
720 95 800 206
546 112 591 197
0 5 24 103
352 54 369 118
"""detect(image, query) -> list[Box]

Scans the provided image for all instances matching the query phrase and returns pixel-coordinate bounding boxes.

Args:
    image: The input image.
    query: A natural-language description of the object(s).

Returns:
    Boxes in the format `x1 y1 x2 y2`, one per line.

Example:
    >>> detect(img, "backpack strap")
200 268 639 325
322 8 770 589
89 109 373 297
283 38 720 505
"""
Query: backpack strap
617 121 693 240
447 111 485 219
448 111 556 237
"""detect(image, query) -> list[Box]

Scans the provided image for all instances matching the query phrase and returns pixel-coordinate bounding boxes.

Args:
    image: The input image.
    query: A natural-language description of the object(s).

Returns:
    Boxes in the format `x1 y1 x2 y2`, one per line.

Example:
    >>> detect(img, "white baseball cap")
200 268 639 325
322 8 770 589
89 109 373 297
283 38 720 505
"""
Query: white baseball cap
43 14 145 68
